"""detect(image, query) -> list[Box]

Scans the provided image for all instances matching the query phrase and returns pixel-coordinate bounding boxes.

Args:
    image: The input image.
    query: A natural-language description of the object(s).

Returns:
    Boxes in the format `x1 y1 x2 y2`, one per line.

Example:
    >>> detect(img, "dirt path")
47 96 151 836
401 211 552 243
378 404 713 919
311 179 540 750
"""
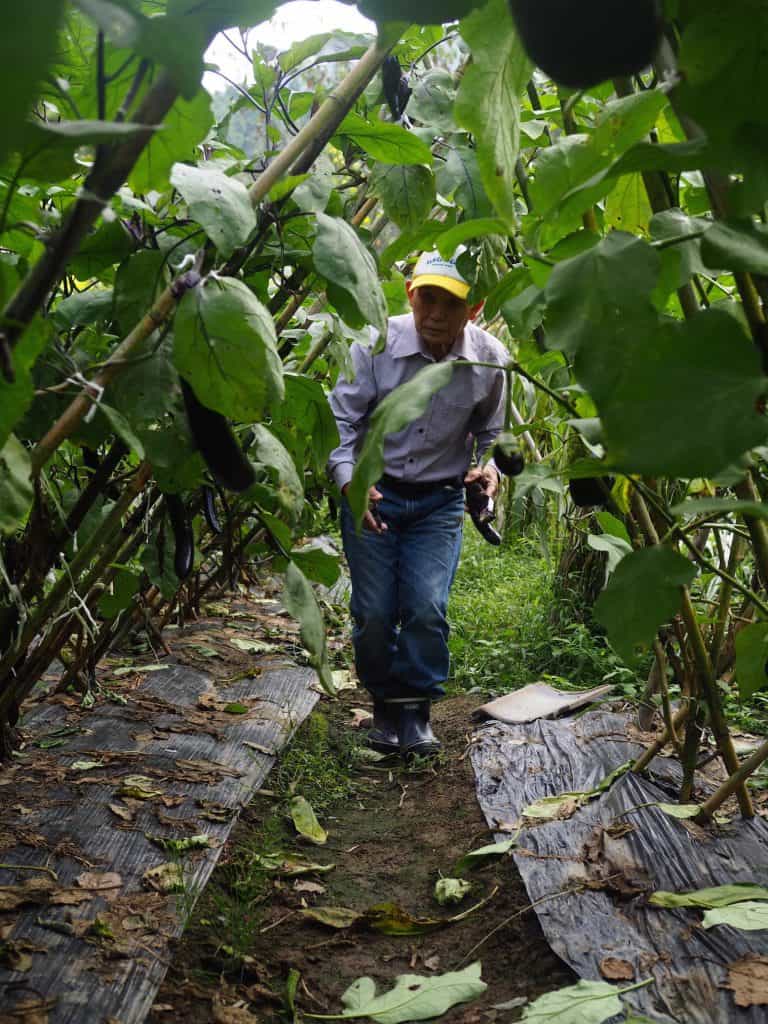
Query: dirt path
149 692 574 1022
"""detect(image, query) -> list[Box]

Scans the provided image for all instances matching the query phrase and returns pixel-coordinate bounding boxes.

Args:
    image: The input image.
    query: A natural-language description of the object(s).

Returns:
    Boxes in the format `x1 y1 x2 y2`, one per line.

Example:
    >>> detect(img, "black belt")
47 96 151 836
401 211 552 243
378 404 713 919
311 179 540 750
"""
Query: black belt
379 474 463 497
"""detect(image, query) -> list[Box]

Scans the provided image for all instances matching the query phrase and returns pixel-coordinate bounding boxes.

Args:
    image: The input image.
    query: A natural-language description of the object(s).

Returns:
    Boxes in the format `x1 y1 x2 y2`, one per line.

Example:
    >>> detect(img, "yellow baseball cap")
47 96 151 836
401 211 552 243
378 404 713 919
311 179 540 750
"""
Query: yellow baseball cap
410 251 470 301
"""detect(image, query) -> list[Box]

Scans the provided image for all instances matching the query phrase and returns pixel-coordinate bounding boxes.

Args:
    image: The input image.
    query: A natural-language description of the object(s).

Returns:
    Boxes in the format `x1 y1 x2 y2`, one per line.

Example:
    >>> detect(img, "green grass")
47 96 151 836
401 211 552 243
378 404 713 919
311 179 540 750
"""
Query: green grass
448 528 635 695
183 709 361 963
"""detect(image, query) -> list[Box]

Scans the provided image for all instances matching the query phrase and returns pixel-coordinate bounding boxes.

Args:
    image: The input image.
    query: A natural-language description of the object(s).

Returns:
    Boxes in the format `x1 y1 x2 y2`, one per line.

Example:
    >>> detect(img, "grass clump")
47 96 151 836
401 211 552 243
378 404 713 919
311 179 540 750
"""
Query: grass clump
448 529 633 695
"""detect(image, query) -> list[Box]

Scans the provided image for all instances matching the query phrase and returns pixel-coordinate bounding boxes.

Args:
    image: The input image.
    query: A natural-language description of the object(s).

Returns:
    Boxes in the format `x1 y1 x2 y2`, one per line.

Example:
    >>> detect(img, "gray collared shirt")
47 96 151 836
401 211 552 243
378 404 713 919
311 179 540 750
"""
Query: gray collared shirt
328 313 508 490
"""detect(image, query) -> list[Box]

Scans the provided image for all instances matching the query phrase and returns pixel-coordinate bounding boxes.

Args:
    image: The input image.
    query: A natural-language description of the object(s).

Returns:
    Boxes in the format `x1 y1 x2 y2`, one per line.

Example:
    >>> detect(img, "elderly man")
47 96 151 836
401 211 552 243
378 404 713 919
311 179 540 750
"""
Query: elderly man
328 252 508 757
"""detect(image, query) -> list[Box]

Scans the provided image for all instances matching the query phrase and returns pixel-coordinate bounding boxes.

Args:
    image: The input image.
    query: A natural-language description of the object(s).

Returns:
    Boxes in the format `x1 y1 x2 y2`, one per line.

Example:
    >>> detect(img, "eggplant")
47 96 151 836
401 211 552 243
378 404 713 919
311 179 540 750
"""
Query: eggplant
165 494 194 580
180 378 255 493
508 0 663 90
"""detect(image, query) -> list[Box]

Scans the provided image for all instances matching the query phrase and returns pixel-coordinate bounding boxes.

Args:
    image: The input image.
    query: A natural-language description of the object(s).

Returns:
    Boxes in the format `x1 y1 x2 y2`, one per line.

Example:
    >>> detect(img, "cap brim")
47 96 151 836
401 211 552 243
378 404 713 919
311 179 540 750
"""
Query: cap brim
410 274 470 300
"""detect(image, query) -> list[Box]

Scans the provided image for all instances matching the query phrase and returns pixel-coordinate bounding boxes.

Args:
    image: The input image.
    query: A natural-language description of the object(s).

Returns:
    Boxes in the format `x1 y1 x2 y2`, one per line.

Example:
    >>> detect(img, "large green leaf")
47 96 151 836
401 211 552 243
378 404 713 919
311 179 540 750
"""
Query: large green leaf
455 0 531 227
173 277 283 421
339 962 486 1023
313 213 388 339
702 902 768 932
594 547 697 663
650 884 768 910
591 306 768 478
70 220 135 280
735 621 768 701
436 218 508 258
0 436 34 536
700 218 768 275
335 113 433 166
0 321 49 451
284 561 334 695
130 89 213 195
369 164 435 231
0 0 67 168
408 69 457 131
435 143 494 220
170 163 256 257
248 425 303 523
545 232 660 357
113 250 168 334
521 980 624 1024
348 363 454 528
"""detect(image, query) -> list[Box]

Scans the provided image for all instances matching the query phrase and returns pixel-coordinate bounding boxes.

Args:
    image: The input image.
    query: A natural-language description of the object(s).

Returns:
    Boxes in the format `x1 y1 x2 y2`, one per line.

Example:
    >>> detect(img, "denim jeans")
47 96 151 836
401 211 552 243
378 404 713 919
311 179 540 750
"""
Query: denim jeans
340 481 464 701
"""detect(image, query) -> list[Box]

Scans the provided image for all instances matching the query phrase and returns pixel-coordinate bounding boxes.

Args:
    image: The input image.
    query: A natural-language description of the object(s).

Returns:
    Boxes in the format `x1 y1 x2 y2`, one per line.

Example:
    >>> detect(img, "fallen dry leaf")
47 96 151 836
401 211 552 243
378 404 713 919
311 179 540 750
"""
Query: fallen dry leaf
142 862 184 893
76 872 122 891
48 888 93 906
212 991 260 1023
0 878 56 912
726 955 768 1007
599 956 635 981
349 707 372 729
108 803 135 823
293 880 326 895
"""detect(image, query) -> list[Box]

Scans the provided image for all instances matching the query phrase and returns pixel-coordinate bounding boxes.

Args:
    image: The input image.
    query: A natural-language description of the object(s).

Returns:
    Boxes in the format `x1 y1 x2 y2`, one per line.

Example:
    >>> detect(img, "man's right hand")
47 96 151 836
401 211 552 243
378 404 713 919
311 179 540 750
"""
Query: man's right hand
342 484 387 533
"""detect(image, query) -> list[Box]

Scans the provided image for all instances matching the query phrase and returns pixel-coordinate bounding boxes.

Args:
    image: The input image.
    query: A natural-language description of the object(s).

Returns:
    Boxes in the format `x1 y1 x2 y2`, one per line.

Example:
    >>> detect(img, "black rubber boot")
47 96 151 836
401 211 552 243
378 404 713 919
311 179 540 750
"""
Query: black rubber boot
366 700 400 755
399 700 441 758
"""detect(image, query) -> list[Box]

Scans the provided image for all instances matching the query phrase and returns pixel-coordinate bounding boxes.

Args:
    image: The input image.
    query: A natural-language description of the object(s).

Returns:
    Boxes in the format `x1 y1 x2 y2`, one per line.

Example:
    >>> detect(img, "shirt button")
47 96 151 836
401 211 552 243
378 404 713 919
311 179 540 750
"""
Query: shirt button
418 428 424 433
408 457 414 462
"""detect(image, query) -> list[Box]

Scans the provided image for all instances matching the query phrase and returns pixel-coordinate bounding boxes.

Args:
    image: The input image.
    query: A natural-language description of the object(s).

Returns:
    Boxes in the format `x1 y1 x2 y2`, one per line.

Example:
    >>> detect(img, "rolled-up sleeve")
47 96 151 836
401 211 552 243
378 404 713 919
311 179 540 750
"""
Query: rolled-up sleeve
327 342 378 490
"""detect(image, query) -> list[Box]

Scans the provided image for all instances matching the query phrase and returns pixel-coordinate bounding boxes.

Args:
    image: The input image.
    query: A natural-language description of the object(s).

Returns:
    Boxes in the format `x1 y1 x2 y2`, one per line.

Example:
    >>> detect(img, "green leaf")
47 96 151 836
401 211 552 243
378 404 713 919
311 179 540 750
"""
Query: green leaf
174 277 283 421
521 979 624 1023
170 163 256 257
735 621 768 700
435 143 494 220
290 795 328 845
278 30 371 72
70 220 135 280
592 306 768 478
545 233 659 357
347 363 454 528
655 803 701 819
368 164 435 232
284 562 335 696
0 436 33 536
454 837 516 875
702 902 768 932
700 218 768 275
670 497 768 521
0 322 49 451
594 547 697 663
130 89 213 195
334 113 433 166
408 69 457 131
248 425 304 523
113 250 168 335
313 213 388 339
434 878 473 906
337 962 486 1023
455 0 532 227
604 173 653 236
0 0 67 168
586 534 632 579
650 884 768 910
301 906 361 929
596 511 631 544
435 219 508 258
96 569 140 614
290 547 341 589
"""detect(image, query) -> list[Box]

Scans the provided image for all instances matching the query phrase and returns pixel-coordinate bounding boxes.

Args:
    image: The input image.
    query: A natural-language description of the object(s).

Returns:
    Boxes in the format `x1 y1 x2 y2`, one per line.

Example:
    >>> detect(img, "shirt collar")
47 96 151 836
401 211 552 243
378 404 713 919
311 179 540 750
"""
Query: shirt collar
390 315 478 362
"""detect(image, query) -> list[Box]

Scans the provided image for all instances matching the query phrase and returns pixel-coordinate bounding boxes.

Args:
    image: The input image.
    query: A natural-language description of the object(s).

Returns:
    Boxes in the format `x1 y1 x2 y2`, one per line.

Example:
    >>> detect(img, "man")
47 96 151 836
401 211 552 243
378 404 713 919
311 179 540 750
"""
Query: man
328 251 507 757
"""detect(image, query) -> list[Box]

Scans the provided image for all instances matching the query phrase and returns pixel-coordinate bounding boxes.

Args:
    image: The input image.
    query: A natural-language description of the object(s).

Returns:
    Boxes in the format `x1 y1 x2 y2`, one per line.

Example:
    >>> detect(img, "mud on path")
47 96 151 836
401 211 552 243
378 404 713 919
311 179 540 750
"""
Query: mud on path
149 692 574 1023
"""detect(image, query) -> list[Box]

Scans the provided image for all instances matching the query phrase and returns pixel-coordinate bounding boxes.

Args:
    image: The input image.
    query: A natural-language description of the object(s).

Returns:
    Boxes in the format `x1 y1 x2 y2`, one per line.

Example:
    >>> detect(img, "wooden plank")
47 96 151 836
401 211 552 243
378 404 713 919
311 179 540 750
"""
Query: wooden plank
0 628 320 1023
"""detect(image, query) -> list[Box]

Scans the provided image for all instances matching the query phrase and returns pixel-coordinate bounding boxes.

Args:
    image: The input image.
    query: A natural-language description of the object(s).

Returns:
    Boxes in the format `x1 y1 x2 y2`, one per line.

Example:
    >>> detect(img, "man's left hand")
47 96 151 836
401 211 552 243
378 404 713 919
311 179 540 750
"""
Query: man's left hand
464 465 500 499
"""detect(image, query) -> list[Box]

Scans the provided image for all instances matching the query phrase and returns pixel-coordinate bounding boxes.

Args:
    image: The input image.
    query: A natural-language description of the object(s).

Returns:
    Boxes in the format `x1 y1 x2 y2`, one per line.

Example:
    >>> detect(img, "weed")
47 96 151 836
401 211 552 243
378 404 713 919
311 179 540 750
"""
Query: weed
448 529 638 695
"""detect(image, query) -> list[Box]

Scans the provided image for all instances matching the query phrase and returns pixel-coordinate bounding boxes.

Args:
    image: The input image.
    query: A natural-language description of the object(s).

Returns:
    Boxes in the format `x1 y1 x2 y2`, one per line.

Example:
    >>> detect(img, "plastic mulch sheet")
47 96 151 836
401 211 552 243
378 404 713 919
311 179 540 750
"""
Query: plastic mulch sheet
471 710 768 1022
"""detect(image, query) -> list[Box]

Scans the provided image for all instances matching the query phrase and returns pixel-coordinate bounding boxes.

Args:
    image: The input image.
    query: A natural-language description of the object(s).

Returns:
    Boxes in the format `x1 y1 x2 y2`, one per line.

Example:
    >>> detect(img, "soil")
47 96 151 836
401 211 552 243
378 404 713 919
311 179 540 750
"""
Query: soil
149 691 575 1023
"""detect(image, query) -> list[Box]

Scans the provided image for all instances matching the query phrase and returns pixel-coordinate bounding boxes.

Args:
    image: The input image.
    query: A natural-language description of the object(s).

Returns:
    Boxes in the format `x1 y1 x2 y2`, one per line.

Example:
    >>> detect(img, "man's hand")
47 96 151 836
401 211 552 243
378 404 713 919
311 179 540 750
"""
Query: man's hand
464 465 500 500
342 483 388 533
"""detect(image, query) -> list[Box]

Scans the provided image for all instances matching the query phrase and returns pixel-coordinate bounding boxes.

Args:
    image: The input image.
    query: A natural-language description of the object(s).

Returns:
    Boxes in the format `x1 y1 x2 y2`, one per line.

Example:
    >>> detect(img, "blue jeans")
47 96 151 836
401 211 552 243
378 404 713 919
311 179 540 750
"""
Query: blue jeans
340 481 464 702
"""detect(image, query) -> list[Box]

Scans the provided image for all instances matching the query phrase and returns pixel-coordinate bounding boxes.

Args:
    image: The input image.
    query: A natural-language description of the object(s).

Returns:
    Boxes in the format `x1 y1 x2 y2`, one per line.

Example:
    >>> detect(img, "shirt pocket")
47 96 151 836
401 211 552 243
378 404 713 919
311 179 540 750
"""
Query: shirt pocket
426 391 478 447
